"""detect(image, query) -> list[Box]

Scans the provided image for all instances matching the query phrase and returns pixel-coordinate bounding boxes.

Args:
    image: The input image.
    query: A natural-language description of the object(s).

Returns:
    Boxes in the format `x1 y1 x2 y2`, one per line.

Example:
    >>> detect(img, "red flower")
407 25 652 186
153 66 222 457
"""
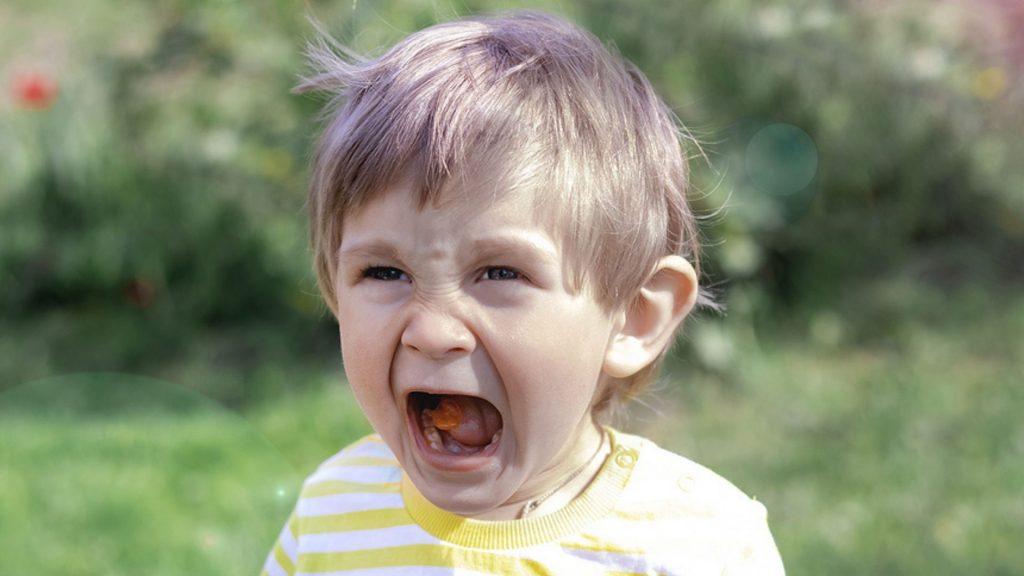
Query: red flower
12 71 58 110
123 277 157 309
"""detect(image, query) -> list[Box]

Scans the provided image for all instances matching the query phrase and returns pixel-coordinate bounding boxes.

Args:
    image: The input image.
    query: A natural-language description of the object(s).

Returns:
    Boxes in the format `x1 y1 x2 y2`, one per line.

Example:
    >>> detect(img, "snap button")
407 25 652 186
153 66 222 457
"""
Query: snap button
614 449 636 468
677 474 696 492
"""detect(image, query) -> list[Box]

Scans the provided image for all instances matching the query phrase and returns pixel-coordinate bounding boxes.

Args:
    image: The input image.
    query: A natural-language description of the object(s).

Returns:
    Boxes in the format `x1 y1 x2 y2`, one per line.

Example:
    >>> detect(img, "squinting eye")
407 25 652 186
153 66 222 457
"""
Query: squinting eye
362 266 409 282
484 267 520 281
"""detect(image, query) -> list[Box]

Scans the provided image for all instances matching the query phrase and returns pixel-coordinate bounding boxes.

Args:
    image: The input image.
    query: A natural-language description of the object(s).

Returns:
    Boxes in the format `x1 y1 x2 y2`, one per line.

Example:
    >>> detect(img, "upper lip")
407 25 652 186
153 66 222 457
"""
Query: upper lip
402 386 493 402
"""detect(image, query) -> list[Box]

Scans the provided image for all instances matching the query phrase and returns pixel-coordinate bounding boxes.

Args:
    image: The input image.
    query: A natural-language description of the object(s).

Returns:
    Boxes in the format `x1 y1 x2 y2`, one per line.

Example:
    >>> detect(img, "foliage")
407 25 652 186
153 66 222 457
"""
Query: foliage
1 1 330 395
570 0 1024 334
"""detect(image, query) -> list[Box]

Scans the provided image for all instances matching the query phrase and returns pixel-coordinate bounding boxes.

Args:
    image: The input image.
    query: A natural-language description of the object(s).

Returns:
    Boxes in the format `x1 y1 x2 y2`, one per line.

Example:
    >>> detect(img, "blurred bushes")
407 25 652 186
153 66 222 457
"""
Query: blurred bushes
0 2 332 397
2 0 1021 397
576 0 1023 342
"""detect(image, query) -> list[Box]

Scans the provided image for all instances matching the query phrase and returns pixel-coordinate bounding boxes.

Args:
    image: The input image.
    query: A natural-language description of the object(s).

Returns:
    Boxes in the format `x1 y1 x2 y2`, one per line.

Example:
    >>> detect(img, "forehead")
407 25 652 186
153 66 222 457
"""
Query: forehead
344 182 540 245
342 164 561 237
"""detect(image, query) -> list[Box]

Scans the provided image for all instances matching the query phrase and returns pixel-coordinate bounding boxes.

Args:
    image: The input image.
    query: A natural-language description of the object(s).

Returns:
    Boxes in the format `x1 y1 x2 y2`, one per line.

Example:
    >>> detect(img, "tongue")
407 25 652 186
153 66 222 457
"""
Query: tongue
427 396 502 447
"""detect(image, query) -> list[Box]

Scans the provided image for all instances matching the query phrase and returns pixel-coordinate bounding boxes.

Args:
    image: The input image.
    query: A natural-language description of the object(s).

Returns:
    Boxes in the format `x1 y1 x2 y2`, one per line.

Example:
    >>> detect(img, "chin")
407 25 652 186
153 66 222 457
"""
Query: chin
415 473 512 517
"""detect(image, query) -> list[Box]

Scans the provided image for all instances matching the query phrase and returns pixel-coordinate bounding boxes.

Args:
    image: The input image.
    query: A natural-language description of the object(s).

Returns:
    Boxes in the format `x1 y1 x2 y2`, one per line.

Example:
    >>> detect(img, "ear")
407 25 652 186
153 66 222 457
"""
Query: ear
603 256 699 379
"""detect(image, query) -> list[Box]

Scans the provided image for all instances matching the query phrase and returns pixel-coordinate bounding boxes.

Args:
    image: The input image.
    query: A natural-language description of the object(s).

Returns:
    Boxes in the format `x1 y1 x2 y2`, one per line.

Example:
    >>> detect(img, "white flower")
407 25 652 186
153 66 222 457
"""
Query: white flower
756 6 794 39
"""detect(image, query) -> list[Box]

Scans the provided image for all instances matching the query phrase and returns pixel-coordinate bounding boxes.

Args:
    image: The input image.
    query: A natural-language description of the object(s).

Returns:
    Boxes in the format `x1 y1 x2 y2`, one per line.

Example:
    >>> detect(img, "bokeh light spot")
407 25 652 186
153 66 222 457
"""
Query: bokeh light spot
972 67 1007 101
745 123 818 196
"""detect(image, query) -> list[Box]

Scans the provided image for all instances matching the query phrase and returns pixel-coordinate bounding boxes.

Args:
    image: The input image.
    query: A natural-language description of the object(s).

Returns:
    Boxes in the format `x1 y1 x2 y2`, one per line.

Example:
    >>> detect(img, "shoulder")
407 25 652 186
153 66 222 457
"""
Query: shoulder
304 433 401 485
616 429 757 517
293 434 405 519
300 433 402 489
608 429 785 575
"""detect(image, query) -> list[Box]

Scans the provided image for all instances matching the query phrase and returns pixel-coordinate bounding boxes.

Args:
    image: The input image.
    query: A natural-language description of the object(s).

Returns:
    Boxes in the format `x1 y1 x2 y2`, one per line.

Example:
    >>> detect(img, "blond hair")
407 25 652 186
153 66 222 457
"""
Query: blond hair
296 11 713 413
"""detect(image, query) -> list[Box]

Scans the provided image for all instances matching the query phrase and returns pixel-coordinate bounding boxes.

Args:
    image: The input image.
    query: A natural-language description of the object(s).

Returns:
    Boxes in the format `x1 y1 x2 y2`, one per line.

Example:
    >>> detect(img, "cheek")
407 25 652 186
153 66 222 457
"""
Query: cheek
337 296 392 355
339 327 402 439
494 303 611 414
337 305 398 399
530 305 610 373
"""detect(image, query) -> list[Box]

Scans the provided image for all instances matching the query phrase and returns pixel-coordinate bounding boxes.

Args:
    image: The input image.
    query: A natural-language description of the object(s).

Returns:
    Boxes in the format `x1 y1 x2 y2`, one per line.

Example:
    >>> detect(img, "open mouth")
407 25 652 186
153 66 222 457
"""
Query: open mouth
408 392 503 457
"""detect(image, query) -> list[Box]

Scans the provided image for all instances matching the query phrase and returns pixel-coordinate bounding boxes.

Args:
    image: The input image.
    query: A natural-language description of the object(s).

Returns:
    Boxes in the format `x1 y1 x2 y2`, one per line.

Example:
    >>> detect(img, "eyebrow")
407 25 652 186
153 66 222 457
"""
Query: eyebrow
338 241 402 263
468 234 559 264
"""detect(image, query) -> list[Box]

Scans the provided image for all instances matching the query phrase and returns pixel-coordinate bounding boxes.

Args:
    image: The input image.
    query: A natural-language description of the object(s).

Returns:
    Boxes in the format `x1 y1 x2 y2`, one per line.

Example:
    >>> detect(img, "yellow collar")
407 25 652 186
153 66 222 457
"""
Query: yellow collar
401 427 640 549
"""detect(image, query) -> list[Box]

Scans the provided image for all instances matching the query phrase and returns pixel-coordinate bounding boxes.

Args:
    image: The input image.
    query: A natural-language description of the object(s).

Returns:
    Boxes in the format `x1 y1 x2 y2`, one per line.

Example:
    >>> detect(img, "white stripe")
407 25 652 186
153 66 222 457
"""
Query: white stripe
297 492 405 517
279 520 298 564
263 552 289 576
306 465 402 486
450 569 497 576
296 567 498 576
338 441 396 460
300 524 435 553
560 546 650 573
563 540 722 574
297 568 452 576
512 542 613 574
589 515 730 546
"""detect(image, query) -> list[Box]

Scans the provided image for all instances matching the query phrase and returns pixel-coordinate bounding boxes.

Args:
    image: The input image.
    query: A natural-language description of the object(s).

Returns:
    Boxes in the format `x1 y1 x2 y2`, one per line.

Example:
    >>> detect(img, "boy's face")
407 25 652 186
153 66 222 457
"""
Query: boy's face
334 176 617 517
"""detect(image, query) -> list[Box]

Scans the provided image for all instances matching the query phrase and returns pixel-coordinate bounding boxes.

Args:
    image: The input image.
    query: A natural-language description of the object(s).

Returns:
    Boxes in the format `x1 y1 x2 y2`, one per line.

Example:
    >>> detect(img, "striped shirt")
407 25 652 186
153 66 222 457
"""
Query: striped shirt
260 428 784 575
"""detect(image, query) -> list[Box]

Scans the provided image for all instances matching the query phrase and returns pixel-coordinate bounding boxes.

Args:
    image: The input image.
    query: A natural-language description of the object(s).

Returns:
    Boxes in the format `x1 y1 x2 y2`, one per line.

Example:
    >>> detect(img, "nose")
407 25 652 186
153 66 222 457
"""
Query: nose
400 306 476 359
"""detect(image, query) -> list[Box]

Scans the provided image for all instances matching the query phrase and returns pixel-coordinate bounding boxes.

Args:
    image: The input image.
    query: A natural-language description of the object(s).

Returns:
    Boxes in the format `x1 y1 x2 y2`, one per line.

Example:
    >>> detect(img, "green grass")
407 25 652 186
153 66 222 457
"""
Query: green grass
2 296 1022 575
0 374 370 576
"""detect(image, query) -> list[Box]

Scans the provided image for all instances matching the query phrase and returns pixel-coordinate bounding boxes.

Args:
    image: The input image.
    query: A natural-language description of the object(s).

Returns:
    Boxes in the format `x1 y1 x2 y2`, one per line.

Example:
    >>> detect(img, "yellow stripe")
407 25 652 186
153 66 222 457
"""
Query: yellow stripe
301 508 413 533
322 456 398 467
273 540 295 574
338 434 380 450
612 509 657 521
611 507 700 522
300 544 553 574
287 513 299 540
302 479 400 497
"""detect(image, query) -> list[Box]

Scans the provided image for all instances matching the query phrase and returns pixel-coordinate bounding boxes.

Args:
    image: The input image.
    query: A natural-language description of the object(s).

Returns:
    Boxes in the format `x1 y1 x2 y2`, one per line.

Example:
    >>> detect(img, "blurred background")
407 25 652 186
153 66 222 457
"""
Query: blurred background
1 0 1021 574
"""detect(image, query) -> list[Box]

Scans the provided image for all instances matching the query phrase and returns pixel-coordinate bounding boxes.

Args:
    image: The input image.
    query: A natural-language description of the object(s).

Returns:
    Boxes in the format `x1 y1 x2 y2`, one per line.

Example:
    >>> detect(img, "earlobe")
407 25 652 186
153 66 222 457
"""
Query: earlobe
603 256 698 379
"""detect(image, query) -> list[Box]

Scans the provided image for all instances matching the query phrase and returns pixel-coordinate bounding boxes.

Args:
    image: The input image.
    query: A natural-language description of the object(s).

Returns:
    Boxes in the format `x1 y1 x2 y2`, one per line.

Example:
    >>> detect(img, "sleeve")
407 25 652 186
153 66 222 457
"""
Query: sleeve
722 500 785 576
259 510 300 576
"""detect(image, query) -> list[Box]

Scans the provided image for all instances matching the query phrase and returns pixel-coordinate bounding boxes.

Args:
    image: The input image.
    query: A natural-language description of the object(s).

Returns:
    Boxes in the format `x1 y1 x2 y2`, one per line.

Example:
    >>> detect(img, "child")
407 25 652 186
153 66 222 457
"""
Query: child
262 11 783 575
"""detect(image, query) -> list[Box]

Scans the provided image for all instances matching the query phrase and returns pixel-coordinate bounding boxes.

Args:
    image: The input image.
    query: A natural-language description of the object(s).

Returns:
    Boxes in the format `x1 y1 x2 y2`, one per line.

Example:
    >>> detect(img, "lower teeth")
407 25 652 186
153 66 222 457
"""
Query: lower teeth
421 425 502 455
424 425 444 452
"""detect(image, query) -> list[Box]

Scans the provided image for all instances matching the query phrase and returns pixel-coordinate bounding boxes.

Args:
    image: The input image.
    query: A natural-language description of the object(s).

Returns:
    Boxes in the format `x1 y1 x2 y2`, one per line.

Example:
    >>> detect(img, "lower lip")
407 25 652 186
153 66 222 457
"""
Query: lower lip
405 403 502 472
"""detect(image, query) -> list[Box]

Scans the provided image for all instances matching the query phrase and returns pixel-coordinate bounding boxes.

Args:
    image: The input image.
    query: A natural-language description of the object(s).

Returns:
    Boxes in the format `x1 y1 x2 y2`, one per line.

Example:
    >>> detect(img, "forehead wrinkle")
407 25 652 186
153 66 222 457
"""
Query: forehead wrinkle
339 234 455 269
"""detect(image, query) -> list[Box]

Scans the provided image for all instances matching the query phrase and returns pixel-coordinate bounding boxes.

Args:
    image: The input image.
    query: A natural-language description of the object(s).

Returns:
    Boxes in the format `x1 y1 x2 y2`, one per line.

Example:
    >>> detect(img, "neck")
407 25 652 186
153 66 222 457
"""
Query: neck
519 425 608 519
468 423 609 521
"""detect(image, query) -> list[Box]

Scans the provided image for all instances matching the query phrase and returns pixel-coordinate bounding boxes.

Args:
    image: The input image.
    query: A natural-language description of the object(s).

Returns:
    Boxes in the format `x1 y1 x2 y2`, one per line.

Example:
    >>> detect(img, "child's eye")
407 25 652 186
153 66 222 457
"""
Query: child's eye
482 267 521 281
361 266 409 282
